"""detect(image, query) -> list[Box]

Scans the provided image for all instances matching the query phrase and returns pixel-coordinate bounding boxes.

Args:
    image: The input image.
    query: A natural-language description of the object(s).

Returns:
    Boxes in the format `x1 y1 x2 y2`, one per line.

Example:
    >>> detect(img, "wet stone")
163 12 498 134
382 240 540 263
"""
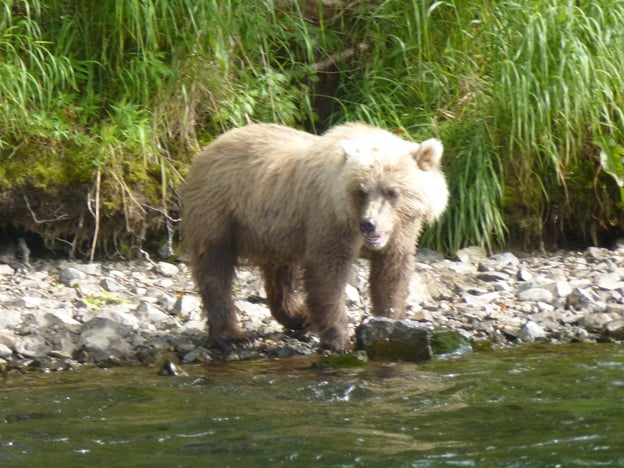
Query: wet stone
355 317 432 362
430 329 472 356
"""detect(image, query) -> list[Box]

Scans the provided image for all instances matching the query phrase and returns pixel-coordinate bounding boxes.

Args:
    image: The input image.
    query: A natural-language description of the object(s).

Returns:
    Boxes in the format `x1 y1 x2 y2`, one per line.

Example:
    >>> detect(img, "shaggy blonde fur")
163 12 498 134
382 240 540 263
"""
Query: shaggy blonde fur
182 123 448 351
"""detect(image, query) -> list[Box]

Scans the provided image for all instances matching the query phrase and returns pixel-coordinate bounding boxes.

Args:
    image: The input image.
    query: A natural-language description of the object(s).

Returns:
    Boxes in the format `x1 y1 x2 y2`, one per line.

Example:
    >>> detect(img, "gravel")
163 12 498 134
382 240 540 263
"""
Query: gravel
1 244 624 372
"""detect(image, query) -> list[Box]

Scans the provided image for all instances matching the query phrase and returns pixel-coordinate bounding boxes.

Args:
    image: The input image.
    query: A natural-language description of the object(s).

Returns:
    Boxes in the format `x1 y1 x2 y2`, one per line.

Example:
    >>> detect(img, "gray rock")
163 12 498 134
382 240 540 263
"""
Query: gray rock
0 342 13 358
566 287 606 311
597 273 624 291
14 335 50 358
171 293 202 317
417 248 446 262
345 284 361 306
603 319 624 340
518 268 534 281
406 277 427 305
606 304 624 315
519 320 546 342
410 309 434 322
462 292 498 307
0 310 23 330
580 313 616 331
59 266 87 286
82 315 137 337
78 319 135 360
182 346 213 364
73 262 102 276
6 240 624 368
136 301 172 325
0 264 14 276
235 300 271 319
477 271 510 282
488 252 520 266
101 277 124 292
560 311 586 324
157 261 179 277
585 246 608 261
456 246 487 263
516 288 554 303
46 329 79 357
553 281 573 298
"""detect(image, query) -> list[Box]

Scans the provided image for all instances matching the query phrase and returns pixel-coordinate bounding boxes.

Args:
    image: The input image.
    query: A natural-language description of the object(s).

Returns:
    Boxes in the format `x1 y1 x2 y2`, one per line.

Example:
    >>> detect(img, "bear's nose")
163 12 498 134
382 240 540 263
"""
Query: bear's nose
360 218 377 234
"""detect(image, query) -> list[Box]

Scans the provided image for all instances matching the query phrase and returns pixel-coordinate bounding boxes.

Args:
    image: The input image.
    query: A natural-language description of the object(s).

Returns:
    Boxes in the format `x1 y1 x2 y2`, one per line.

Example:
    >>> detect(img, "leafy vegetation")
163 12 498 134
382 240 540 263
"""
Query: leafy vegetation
1 0 623 257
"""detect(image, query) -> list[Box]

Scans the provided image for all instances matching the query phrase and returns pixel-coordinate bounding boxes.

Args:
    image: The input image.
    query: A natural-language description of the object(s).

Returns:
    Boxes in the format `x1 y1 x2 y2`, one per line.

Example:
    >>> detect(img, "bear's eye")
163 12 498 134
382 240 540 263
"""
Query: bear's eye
357 187 369 201
386 188 399 200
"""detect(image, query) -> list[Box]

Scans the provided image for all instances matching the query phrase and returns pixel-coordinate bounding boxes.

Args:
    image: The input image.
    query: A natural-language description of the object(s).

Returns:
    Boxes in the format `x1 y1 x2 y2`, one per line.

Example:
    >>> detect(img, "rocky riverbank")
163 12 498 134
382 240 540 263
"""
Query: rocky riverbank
1 245 624 372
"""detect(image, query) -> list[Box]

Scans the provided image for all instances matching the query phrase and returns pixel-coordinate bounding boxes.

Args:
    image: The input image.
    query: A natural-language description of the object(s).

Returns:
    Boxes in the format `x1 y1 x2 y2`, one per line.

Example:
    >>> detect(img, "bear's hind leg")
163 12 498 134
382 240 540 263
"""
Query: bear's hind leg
194 239 249 350
262 264 308 332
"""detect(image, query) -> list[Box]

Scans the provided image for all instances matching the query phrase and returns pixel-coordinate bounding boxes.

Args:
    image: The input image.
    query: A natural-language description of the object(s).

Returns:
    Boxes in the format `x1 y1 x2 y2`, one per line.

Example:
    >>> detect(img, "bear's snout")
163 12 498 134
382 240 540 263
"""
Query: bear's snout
360 217 389 250
360 218 377 234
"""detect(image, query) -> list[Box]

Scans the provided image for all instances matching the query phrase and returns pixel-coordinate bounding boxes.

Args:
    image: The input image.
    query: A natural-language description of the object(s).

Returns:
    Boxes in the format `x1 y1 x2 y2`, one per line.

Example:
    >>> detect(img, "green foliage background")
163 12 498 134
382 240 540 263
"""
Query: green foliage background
1 0 623 257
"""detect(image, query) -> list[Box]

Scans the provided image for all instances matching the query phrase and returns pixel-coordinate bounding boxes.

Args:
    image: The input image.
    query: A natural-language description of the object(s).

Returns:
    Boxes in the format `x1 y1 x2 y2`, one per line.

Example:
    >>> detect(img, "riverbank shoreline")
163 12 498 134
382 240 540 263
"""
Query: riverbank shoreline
1 245 623 373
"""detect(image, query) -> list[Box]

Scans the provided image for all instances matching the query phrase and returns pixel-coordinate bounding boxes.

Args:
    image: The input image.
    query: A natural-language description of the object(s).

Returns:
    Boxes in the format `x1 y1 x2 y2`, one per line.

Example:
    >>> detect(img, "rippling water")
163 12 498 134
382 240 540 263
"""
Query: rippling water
1 344 624 466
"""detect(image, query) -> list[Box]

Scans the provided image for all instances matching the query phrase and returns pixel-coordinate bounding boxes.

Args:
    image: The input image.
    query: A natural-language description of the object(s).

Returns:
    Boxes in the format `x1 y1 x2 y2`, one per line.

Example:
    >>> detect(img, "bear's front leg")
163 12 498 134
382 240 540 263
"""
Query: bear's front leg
369 229 419 319
303 257 353 352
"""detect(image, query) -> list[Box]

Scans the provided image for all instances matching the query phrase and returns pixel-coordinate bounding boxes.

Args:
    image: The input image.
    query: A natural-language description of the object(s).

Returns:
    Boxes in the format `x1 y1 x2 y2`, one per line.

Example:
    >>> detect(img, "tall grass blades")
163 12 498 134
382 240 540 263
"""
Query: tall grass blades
488 0 624 245
330 1 506 252
330 0 624 250
0 0 77 143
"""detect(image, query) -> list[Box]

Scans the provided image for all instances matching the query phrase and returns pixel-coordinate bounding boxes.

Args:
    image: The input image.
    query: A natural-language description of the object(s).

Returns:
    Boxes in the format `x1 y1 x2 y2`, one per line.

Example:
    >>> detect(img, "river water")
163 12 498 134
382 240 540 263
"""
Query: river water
1 343 623 466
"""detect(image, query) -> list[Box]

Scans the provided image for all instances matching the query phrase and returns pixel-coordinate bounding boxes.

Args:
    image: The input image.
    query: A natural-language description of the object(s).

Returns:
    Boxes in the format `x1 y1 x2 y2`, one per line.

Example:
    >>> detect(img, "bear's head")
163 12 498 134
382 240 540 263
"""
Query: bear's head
339 132 448 251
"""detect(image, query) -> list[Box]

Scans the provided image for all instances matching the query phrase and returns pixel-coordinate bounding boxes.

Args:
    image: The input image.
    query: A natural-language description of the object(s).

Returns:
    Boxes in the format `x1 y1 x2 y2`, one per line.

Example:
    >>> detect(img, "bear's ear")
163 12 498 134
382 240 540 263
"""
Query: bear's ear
340 140 359 160
412 138 443 171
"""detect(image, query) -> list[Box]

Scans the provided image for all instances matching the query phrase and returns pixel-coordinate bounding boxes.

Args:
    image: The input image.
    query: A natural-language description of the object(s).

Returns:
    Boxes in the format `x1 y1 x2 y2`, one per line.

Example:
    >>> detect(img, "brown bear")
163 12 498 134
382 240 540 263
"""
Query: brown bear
182 123 448 352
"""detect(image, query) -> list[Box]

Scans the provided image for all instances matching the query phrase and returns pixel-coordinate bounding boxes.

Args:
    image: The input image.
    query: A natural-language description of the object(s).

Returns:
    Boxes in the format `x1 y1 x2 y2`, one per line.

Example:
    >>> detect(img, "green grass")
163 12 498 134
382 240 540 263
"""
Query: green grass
1 0 623 255
333 0 624 250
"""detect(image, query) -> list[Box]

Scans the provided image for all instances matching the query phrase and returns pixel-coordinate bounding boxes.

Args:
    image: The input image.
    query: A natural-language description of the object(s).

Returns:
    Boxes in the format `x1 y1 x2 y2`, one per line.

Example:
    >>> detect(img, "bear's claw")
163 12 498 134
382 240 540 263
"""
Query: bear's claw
208 331 254 352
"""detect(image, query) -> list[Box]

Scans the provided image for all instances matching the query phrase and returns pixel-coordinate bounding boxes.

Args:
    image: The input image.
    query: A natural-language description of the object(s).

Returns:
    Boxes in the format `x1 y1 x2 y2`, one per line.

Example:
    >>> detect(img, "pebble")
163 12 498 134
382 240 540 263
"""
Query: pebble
157 261 179 277
1 245 624 369
519 320 546 342
516 288 554 303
